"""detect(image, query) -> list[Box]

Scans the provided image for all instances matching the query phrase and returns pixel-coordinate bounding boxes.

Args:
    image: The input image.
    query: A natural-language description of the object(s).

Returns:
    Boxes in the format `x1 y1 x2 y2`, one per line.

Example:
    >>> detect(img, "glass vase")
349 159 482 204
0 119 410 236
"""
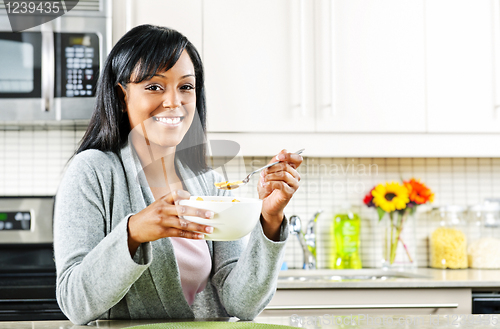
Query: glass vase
381 209 417 269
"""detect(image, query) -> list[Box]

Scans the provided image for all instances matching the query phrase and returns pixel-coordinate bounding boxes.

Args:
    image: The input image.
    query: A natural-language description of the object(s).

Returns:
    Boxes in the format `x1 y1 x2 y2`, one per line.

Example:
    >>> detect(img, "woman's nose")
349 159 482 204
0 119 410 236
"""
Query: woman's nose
162 90 182 109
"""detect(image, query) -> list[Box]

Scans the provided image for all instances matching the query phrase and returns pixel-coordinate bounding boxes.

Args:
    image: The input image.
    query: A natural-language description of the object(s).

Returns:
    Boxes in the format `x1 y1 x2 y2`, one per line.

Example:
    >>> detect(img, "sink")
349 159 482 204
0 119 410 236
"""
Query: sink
278 269 430 282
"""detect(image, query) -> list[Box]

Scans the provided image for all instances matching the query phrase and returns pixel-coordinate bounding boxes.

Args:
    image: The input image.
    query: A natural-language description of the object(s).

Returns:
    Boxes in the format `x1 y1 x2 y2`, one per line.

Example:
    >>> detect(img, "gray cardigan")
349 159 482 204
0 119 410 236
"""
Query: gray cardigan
53 143 289 325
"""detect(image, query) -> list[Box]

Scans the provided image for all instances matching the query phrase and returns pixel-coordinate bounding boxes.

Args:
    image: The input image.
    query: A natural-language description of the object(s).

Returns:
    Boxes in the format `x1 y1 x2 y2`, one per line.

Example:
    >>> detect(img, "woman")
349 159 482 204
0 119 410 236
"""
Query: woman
54 24 303 325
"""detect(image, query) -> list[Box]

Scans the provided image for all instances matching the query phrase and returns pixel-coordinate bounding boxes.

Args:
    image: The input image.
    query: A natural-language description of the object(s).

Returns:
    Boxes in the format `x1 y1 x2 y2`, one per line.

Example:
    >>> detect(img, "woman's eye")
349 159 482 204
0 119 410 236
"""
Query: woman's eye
146 84 162 91
180 84 194 91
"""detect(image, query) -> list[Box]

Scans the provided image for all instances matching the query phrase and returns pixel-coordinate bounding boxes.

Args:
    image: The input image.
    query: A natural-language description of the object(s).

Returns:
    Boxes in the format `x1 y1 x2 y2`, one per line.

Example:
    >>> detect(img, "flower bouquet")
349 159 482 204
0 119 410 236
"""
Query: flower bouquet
363 179 434 267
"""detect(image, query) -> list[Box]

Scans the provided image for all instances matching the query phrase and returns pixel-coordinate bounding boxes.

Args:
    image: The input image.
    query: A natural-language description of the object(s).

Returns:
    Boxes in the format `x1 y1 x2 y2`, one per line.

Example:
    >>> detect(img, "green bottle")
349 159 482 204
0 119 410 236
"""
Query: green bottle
331 211 362 269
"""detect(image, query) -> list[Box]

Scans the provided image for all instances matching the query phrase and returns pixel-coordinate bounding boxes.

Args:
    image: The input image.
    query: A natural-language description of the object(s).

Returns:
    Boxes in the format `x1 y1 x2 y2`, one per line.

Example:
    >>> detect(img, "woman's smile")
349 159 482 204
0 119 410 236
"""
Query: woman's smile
152 115 185 127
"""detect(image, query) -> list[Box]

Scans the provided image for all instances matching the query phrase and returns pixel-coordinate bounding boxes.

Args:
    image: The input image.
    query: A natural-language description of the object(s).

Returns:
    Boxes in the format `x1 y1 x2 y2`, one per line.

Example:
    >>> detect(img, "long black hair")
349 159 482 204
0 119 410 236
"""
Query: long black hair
76 24 208 174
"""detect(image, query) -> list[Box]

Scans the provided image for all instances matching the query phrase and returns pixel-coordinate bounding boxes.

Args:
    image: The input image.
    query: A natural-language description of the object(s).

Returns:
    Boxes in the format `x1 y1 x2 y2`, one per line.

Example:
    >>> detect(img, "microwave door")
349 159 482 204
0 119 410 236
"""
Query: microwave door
56 32 100 120
0 32 55 121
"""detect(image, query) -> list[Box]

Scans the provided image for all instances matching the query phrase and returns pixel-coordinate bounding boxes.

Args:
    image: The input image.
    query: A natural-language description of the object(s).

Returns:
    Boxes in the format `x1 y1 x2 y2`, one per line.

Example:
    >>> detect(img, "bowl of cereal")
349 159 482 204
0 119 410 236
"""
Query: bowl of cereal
178 196 263 241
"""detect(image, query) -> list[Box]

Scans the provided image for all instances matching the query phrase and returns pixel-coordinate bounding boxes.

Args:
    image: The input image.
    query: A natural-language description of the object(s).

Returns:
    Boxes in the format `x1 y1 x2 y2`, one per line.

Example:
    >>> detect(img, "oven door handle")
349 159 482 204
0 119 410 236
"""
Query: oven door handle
41 26 54 112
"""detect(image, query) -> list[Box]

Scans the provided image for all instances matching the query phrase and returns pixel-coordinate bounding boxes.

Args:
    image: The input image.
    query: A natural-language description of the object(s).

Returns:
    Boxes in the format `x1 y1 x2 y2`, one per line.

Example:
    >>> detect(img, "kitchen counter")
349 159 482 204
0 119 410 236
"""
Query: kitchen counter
2 315 500 329
277 268 500 289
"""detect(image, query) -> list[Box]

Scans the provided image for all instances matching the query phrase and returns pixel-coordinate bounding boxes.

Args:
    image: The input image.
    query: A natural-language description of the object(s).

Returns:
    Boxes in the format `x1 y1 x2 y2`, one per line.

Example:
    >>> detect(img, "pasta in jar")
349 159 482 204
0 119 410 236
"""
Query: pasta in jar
430 227 468 269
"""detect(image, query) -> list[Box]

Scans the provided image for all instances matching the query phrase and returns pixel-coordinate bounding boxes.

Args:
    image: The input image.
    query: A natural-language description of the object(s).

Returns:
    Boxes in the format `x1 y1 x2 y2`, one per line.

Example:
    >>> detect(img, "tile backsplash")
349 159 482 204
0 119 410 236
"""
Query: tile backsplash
1 126 500 268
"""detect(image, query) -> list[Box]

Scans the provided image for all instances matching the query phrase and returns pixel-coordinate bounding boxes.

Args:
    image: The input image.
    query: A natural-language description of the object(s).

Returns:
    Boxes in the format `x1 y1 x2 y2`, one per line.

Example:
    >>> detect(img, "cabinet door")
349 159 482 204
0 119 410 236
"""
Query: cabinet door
316 0 426 133
426 0 500 132
203 0 316 132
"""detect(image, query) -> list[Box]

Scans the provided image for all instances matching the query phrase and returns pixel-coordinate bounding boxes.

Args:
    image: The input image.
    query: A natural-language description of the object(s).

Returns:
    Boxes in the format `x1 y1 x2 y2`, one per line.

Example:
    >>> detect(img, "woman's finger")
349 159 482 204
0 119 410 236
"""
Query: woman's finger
157 191 214 219
263 163 300 182
161 227 206 240
170 204 215 219
161 189 191 204
161 215 214 234
263 171 300 191
263 162 287 174
261 180 295 196
269 149 288 163
270 149 303 169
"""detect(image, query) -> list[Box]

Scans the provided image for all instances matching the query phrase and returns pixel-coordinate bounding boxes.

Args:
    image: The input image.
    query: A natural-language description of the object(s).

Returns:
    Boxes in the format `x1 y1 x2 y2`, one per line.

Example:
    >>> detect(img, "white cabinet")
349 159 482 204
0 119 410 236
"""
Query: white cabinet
315 0 426 133
203 0 316 133
204 0 426 134
426 0 500 133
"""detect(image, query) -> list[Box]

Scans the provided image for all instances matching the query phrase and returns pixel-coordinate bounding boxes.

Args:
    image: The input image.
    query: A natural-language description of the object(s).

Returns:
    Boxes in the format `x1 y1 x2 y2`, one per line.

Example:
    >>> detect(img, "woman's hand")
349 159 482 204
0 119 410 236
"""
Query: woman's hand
257 149 303 241
127 190 214 257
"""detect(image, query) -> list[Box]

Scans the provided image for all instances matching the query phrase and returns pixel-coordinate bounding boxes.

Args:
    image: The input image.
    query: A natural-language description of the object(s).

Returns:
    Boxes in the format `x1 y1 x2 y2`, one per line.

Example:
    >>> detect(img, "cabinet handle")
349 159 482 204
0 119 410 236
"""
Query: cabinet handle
41 24 54 112
125 0 133 31
329 0 336 116
317 0 336 117
493 0 500 116
299 0 307 117
265 303 459 310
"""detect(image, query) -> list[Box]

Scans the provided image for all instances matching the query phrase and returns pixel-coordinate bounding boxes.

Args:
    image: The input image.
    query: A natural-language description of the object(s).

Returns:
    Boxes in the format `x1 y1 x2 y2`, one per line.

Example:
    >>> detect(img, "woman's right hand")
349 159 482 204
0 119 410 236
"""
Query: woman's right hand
127 190 214 257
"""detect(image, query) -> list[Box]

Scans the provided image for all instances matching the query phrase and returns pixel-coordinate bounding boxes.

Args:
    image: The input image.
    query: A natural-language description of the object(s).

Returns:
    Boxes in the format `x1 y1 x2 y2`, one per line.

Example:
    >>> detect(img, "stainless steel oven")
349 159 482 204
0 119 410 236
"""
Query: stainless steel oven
0 196 66 321
473 292 500 314
0 0 111 122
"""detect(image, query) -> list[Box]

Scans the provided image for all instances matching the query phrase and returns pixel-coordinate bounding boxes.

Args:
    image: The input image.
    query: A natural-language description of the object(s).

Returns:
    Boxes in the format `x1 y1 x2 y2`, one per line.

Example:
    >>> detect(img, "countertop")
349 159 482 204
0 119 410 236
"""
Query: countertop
277 268 500 289
3 315 500 329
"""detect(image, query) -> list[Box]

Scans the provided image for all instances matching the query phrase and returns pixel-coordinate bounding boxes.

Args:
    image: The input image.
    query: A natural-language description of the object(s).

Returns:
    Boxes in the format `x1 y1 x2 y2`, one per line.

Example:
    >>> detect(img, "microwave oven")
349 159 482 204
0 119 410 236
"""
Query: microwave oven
0 0 111 121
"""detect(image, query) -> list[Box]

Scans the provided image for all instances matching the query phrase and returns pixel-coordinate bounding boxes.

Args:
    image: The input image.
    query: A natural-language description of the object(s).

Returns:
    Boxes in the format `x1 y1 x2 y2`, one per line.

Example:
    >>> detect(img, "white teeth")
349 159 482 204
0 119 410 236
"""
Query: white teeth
155 117 181 124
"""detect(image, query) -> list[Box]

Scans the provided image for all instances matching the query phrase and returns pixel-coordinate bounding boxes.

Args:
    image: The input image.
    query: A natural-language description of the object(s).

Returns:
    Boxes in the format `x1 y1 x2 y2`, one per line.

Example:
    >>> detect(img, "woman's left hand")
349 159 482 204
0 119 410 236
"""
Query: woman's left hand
257 149 303 241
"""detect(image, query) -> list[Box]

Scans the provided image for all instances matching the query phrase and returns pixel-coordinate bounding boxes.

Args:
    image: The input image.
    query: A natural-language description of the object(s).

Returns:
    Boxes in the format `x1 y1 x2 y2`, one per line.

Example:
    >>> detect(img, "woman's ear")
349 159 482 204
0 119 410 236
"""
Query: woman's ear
117 83 128 113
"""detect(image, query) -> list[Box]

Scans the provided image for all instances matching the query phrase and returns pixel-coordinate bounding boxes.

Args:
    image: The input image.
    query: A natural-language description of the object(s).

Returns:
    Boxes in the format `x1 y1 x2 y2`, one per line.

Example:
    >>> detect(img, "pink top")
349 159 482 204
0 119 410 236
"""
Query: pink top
169 237 212 305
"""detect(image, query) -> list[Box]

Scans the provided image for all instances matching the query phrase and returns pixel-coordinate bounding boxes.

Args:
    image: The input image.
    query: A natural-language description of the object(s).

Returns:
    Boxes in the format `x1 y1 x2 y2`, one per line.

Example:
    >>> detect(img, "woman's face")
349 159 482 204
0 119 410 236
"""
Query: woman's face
121 50 197 148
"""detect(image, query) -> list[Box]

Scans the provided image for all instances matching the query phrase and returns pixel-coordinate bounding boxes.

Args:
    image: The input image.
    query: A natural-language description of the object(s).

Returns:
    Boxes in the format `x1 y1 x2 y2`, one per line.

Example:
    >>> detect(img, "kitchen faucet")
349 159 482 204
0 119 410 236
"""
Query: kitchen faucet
289 210 323 270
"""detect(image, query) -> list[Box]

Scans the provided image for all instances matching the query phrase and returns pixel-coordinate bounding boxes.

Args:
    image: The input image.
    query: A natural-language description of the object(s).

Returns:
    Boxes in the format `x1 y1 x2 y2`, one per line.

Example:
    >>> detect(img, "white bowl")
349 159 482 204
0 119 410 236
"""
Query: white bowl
178 196 263 241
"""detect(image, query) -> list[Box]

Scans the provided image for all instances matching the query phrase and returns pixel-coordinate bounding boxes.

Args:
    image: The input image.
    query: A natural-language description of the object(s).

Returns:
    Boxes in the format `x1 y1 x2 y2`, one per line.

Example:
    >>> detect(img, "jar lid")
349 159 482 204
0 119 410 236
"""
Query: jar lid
483 202 500 212
468 203 500 212
432 205 466 226
485 198 500 205
437 205 466 213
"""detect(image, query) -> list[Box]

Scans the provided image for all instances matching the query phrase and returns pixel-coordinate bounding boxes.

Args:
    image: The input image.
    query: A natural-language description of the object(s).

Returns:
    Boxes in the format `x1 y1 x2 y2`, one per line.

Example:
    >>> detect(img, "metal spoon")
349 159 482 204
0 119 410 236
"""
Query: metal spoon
214 148 305 190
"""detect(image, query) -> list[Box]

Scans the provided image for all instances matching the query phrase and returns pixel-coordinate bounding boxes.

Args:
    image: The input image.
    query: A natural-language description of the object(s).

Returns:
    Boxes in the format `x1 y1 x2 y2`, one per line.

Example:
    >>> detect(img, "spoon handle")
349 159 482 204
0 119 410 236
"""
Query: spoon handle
251 149 305 176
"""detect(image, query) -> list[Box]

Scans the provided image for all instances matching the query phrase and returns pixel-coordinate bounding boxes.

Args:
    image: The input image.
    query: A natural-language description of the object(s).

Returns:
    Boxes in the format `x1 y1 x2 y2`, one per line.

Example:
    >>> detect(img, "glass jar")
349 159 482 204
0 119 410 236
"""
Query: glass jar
429 205 468 269
467 202 500 269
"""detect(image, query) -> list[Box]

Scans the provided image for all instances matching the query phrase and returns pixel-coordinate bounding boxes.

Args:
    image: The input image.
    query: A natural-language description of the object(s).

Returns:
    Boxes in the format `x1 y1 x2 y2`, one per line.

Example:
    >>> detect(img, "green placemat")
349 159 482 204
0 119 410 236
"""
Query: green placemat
125 322 297 329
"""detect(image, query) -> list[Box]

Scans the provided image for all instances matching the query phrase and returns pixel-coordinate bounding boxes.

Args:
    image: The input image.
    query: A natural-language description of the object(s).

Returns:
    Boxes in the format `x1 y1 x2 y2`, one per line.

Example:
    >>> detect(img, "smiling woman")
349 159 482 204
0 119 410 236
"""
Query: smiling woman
53 25 303 325
120 51 197 149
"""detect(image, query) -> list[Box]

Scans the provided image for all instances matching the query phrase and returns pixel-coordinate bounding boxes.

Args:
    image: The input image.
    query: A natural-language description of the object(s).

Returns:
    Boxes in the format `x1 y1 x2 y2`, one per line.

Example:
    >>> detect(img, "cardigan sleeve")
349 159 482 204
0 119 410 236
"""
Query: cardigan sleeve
208 171 289 320
53 152 152 325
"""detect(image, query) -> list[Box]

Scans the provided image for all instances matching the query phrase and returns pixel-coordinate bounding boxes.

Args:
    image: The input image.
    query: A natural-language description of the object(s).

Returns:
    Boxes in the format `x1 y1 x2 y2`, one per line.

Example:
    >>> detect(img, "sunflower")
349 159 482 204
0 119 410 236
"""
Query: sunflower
404 178 434 205
371 182 409 212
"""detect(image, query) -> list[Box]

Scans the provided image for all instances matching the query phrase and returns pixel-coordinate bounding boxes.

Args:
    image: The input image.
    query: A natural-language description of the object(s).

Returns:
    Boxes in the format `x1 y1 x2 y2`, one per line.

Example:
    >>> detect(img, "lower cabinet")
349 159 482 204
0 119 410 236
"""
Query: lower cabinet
262 288 471 316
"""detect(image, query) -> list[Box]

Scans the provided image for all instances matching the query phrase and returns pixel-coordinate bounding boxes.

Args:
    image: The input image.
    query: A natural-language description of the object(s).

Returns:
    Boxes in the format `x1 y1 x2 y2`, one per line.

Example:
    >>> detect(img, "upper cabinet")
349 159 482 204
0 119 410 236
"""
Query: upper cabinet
203 0 427 133
203 0 316 132
112 0 500 156
315 0 426 133
426 0 500 133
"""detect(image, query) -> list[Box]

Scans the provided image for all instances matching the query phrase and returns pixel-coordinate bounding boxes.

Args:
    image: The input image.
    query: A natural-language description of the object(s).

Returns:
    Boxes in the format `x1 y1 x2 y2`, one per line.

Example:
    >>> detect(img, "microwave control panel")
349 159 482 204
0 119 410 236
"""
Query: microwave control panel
0 211 31 231
59 33 100 98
